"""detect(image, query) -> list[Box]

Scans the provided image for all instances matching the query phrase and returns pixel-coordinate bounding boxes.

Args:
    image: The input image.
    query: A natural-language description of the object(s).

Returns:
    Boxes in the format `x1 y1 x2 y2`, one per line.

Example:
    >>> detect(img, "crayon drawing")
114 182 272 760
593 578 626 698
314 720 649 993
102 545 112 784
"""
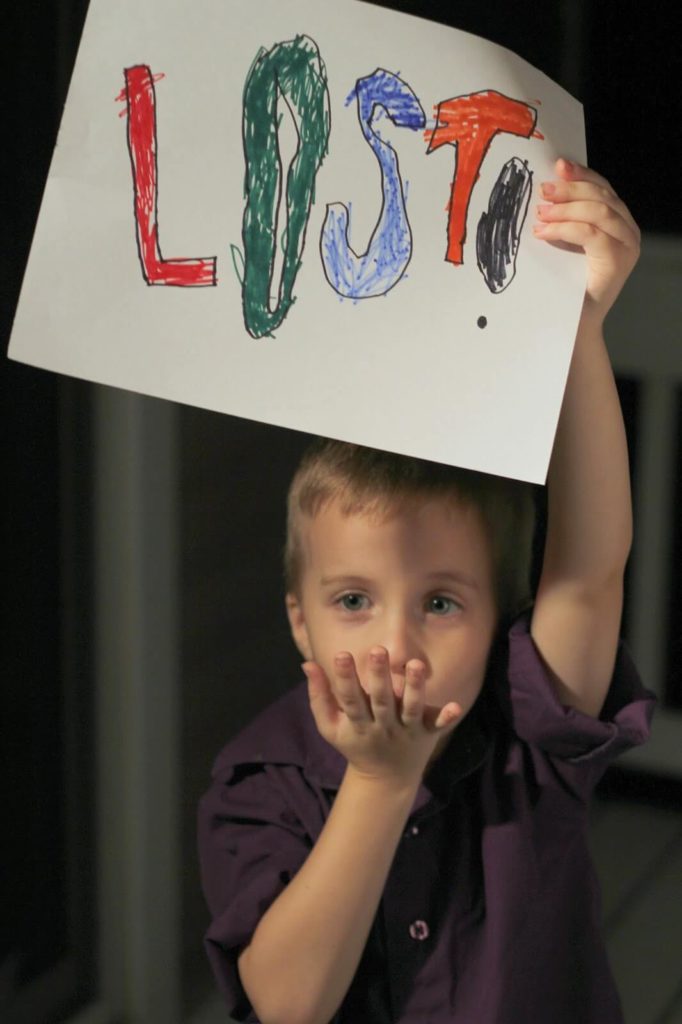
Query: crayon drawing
477 156 533 293
320 69 425 300
123 65 217 286
236 35 330 339
425 90 539 267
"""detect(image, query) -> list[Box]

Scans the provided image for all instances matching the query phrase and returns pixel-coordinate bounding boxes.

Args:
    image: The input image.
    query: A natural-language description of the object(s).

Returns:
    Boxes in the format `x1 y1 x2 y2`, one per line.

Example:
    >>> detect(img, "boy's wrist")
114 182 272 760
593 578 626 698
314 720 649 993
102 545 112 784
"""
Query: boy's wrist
344 762 422 801
576 304 606 337
574 308 607 356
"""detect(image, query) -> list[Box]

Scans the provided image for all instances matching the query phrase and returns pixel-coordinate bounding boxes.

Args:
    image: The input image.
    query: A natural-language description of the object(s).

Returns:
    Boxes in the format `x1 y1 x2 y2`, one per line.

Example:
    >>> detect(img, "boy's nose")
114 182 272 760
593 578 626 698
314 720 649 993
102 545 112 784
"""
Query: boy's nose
385 620 424 676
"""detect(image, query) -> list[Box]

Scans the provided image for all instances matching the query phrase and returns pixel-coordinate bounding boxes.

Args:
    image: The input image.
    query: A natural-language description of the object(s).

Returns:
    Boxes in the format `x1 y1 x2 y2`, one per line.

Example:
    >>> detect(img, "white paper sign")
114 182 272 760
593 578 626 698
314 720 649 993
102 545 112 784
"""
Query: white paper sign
7 0 586 483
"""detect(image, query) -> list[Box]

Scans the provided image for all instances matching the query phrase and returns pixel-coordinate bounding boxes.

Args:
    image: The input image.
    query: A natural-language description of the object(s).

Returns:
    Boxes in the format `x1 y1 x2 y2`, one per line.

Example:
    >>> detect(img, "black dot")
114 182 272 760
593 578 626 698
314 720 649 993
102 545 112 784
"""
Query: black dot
477 316 487 329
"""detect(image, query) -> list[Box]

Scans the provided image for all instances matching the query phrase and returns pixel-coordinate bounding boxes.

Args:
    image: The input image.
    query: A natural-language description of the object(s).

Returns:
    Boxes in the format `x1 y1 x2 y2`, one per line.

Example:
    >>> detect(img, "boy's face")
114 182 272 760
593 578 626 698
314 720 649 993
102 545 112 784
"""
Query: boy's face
286 495 497 762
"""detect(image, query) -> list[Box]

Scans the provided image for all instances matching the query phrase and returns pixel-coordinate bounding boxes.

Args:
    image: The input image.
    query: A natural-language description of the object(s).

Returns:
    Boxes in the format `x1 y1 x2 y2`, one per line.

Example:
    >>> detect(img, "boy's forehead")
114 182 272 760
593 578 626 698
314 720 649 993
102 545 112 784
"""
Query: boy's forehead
299 492 489 562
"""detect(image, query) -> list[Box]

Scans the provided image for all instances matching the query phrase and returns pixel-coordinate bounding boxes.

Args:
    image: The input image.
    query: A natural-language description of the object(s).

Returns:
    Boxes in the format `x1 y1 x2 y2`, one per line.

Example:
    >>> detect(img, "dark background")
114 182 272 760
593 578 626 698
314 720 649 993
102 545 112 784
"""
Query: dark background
1 1 681 1020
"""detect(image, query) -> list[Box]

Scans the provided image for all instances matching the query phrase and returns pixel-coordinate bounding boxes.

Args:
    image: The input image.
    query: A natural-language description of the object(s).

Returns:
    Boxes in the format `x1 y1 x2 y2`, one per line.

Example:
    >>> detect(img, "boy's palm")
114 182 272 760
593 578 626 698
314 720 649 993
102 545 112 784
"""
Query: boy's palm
302 649 462 789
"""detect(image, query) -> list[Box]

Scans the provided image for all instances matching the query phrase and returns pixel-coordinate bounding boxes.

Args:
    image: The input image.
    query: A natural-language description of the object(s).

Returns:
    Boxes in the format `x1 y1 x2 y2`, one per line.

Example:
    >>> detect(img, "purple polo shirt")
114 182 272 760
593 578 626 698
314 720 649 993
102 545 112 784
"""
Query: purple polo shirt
197 614 656 1023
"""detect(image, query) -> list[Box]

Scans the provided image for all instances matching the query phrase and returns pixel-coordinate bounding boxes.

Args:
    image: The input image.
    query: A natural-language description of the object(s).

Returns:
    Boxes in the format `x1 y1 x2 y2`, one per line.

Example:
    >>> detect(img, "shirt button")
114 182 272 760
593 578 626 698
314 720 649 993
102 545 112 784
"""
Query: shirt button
409 920 430 941
405 824 420 838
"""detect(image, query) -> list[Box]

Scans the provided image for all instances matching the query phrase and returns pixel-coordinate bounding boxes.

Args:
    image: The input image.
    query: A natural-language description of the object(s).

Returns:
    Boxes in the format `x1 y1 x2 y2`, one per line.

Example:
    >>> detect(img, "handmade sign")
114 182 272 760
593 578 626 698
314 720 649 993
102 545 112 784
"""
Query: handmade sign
7 0 586 483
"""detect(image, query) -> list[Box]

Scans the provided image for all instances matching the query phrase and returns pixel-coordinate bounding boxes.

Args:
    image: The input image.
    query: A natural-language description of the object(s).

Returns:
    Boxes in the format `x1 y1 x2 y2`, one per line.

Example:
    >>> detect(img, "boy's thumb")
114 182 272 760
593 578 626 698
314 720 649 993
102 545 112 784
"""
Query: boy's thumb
302 662 314 688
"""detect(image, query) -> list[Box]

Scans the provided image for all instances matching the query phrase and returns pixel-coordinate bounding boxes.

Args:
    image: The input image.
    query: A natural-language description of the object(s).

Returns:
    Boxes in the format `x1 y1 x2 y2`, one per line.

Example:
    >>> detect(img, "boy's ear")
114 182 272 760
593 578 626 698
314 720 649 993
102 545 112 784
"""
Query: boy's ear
285 592 313 661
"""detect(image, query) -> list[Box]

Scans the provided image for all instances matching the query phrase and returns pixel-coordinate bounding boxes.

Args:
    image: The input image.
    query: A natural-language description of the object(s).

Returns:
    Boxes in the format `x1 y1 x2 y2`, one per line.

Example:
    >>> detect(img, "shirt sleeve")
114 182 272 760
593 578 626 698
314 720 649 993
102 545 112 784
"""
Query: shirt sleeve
501 612 657 794
197 761 312 1022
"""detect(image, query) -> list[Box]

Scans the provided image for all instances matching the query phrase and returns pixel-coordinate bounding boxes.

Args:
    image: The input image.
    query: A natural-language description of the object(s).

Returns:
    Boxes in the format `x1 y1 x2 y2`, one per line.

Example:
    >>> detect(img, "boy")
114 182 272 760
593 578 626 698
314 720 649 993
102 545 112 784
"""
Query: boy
198 159 656 1024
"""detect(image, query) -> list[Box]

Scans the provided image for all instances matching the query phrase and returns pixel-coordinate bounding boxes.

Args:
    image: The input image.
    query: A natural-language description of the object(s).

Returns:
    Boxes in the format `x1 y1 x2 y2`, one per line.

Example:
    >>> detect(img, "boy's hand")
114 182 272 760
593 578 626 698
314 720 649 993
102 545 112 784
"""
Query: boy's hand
302 648 462 790
534 158 641 326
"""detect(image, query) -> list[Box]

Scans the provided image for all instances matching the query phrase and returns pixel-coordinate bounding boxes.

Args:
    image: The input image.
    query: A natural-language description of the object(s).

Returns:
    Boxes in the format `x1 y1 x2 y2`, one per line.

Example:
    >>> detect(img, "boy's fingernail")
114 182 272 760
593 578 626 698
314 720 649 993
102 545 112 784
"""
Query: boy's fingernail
561 158 574 172
540 182 555 197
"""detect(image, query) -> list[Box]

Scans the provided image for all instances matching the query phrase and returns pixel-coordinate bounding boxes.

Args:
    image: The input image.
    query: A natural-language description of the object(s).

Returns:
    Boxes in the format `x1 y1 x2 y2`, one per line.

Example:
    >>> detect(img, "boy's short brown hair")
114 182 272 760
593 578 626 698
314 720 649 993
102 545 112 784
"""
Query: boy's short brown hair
284 438 536 624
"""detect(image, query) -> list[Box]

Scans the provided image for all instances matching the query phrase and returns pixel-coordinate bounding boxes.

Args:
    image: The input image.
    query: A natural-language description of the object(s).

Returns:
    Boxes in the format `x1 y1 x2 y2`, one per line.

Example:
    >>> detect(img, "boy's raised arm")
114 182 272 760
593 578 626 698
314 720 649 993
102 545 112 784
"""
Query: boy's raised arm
529 159 641 718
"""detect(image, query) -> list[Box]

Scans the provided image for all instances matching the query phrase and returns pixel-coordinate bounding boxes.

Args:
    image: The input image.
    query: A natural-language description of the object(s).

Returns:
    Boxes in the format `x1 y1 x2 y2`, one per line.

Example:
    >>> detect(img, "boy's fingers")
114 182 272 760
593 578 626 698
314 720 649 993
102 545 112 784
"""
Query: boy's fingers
555 158 614 195
555 159 642 241
540 180 640 239
367 647 397 719
536 201 639 248
400 660 426 724
302 660 324 689
303 661 340 720
533 219 638 260
332 651 372 722
435 701 462 729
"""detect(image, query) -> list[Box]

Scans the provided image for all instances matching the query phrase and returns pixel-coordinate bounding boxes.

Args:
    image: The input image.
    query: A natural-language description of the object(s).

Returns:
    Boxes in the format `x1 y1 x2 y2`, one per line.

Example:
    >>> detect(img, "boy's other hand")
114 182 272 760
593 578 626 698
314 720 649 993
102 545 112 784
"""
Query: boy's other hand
301 649 462 790
533 158 641 327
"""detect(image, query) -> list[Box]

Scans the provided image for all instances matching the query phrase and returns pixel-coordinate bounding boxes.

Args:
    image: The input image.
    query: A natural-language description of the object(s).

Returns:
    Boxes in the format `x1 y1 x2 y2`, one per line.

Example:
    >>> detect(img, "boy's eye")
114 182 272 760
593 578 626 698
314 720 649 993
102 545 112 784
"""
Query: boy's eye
338 593 369 612
427 595 460 615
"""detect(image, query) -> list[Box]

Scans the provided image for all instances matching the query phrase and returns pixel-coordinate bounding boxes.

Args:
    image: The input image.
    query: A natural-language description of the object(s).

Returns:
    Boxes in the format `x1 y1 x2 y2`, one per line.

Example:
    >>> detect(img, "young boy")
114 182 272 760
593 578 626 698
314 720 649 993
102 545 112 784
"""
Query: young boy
198 159 656 1024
